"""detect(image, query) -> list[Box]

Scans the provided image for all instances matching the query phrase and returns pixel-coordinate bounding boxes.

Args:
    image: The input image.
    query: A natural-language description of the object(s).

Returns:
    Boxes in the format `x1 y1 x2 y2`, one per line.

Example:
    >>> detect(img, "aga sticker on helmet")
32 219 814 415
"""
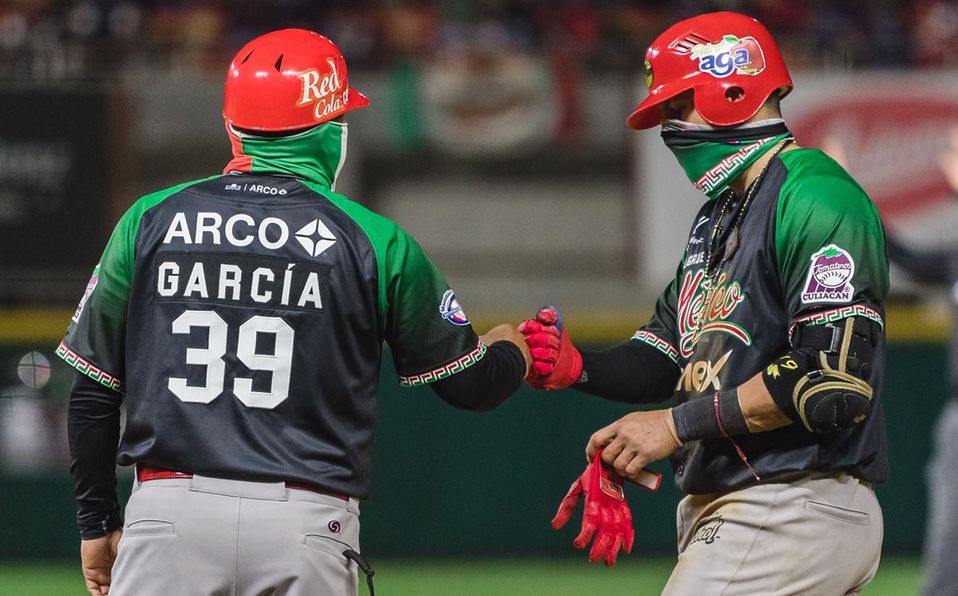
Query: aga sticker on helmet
690 34 766 78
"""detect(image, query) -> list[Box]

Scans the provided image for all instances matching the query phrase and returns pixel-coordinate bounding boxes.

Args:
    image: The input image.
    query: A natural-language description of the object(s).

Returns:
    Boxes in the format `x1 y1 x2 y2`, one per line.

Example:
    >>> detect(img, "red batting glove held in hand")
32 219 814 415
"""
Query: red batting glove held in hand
518 306 583 389
551 449 635 566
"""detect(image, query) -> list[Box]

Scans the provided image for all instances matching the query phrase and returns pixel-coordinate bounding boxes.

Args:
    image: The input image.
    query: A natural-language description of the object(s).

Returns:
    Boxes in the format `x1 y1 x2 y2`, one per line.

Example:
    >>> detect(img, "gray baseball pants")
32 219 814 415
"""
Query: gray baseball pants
922 399 958 596
109 475 361 596
662 472 883 595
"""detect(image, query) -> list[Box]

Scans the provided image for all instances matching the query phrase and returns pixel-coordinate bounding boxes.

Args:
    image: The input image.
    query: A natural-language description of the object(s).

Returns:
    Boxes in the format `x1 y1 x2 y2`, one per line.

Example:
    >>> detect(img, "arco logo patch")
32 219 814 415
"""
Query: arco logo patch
690 35 766 78
439 290 470 326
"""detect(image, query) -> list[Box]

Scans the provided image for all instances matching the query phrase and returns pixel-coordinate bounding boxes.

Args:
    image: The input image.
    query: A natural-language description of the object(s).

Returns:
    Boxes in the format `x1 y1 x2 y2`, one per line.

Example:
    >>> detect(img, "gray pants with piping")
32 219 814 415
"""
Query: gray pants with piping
110 475 361 596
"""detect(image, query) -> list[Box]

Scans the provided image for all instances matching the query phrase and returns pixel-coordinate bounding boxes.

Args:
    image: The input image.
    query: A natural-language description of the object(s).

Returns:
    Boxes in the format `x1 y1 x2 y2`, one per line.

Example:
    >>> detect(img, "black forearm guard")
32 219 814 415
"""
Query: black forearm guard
68 372 124 539
763 316 879 434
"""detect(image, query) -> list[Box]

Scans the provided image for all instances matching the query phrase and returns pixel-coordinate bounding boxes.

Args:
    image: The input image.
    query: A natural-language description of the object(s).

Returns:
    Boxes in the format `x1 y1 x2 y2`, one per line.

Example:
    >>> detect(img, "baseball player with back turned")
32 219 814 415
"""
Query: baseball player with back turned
62 29 531 596
520 12 888 594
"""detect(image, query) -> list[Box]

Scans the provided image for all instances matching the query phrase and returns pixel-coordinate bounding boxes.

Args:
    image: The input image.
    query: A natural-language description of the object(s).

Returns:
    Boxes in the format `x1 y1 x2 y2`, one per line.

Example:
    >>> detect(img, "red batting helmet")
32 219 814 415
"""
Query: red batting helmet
627 12 792 130
223 29 369 132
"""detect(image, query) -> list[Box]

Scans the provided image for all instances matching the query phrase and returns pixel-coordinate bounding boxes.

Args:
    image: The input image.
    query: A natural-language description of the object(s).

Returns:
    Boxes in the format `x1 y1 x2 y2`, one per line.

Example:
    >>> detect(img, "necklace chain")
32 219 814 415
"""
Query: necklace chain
690 138 793 348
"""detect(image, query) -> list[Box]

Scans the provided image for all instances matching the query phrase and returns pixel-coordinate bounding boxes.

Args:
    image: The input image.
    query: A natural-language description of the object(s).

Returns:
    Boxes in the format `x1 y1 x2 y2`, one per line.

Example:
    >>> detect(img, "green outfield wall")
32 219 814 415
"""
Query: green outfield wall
0 338 944 560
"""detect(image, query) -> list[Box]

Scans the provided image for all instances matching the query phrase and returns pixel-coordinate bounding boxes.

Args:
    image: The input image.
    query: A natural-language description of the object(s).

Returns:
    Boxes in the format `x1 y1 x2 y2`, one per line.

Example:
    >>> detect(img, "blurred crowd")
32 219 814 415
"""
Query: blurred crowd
0 0 956 81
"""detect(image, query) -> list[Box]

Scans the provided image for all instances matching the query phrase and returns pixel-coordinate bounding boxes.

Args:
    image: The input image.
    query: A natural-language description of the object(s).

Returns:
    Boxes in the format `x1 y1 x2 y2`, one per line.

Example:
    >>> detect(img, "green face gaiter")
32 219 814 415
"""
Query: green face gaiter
661 119 792 199
225 120 348 190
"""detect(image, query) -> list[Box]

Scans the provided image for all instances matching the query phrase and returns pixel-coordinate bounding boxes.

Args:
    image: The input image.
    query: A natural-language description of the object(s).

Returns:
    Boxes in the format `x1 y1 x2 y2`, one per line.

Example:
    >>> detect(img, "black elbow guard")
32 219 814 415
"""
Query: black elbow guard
763 316 879 434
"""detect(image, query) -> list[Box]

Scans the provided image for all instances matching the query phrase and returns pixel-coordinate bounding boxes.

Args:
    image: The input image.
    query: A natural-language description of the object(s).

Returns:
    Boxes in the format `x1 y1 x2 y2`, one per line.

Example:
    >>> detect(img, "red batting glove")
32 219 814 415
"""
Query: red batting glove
518 306 583 389
551 449 635 567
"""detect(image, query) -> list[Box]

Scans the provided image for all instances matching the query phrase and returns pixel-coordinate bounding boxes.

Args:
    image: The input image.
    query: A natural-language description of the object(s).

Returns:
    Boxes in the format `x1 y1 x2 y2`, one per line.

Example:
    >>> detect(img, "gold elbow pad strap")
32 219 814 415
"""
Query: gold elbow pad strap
764 316 880 434
791 368 873 433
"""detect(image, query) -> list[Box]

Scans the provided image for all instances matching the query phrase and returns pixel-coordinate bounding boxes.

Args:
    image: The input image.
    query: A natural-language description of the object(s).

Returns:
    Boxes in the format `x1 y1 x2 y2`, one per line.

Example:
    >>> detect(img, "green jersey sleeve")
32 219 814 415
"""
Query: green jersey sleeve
58 207 139 392
318 186 484 387
382 228 483 386
632 264 682 366
775 152 889 328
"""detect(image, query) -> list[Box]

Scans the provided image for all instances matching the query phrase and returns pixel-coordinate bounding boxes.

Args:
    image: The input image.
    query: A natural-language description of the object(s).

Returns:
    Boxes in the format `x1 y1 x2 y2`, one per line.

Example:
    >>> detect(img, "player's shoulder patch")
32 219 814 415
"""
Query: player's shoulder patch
71 265 100 323
439 290 470 326
801 244 855 304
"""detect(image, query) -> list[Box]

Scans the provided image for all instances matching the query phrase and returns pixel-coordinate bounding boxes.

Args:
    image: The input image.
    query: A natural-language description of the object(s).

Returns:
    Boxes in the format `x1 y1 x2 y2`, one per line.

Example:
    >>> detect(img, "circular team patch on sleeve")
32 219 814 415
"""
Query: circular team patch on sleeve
440 290 470 326
801 244 855 304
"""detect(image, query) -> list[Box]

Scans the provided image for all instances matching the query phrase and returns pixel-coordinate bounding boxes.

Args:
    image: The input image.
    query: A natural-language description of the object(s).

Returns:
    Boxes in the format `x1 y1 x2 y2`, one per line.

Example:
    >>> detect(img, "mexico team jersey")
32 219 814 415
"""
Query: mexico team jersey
633 148 889 494
59 174 483 498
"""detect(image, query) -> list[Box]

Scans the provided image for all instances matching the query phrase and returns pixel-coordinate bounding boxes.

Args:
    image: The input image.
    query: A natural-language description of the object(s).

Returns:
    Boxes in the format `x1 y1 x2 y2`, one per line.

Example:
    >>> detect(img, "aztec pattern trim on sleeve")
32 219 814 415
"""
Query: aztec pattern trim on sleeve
56 341 123 392
398 341 487 387
630 330 680 364
789 304 884 337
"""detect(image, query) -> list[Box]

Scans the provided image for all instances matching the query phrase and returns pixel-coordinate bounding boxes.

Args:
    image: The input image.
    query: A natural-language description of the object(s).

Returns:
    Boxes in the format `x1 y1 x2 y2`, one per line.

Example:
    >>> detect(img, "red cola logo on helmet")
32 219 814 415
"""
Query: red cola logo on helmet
296 58 348 122
690 35 766 79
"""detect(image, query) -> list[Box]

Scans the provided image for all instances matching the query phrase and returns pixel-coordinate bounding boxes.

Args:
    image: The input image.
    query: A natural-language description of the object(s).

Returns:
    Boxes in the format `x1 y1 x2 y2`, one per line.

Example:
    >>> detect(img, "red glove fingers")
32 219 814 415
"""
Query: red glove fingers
551 479 584 530
605 534 624 567
588 526 613 563
517 319 559 337
573 508 598 549
523 332 560 349
519 305 583 389
552 449 637 567
623 509 635 554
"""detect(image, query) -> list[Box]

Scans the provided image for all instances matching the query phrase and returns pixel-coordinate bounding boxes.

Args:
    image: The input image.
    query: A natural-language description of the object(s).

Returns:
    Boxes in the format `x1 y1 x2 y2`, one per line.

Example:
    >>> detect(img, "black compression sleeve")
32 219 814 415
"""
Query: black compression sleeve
67 372 123 539
430 341 526 412
576 341 680 404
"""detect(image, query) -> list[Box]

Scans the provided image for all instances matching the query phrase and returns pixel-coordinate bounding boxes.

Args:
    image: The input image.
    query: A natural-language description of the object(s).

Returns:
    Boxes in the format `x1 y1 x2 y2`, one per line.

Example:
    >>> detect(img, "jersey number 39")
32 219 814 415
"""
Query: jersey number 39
168 310 294 409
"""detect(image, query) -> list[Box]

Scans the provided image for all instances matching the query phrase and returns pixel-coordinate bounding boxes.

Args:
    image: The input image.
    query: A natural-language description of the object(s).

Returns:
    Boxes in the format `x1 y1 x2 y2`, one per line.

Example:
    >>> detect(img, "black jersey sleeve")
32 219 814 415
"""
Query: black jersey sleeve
58 205 140 392
631 264 683 366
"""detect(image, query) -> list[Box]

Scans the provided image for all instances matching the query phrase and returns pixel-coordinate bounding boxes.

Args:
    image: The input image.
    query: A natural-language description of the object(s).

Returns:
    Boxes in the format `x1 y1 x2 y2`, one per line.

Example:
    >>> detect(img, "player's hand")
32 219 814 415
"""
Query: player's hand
479 324 531 377
586 410 682 481
518 306 583 389
80 529 121 595
552 449 634 566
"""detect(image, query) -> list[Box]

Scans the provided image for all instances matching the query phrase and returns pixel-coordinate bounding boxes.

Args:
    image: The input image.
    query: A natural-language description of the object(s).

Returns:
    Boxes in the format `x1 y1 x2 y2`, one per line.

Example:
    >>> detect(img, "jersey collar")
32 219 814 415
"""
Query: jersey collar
223 121 348 191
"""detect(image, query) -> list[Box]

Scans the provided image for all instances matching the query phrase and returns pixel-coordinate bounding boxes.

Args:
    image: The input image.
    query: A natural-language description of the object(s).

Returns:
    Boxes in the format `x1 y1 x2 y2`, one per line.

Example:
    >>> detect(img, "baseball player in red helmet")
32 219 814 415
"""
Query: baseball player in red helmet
63 29 531 596
521 12 888 593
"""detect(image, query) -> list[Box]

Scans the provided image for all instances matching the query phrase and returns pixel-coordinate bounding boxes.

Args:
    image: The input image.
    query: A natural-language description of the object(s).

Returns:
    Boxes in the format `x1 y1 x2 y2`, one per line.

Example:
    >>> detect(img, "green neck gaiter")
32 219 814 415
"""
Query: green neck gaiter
661 119 792 199
224 121 348 190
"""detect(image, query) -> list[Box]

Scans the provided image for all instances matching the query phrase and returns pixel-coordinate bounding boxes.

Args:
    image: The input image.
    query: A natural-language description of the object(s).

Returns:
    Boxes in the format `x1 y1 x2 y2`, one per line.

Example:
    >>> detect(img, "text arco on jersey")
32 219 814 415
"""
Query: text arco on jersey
162 212 338 259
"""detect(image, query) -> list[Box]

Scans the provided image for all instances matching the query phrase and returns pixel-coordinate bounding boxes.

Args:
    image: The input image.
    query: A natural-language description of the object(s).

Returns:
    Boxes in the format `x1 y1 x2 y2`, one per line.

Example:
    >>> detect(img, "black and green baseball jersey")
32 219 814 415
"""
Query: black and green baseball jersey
59 169 483 498
633 148 889 494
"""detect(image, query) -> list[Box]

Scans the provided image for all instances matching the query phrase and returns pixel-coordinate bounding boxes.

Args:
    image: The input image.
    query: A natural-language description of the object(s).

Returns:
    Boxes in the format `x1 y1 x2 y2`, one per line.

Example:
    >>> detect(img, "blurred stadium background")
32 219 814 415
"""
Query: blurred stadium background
0 0 955 593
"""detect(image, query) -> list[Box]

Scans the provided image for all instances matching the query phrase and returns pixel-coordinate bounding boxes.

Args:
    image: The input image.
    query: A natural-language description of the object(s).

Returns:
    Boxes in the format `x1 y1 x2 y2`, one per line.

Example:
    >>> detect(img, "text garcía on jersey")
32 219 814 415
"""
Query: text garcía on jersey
153 253 329 312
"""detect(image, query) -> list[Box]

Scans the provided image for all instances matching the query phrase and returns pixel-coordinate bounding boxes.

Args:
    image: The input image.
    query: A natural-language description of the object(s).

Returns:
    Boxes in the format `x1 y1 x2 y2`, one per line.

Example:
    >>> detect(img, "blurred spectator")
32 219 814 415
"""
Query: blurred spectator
0 1 949 82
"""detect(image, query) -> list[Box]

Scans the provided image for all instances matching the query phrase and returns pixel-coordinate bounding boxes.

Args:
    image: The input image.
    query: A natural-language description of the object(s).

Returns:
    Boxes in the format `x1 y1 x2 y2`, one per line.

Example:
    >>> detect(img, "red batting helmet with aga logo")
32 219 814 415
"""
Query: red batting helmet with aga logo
627 12 792 130
223 29 369 132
